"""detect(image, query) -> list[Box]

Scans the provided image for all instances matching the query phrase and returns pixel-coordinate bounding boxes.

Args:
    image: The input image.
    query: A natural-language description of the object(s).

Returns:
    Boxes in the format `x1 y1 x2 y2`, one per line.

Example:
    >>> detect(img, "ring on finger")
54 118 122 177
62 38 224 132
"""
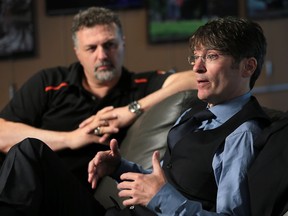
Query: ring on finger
94 126 102 136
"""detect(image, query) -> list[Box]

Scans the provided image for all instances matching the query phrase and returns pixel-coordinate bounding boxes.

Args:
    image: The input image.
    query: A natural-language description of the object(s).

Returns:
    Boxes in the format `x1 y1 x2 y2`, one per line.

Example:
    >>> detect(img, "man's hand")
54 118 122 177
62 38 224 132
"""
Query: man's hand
61 126 110 149
117 151 167 207
79 106 138 134
88 139 121 189
79 106 119 132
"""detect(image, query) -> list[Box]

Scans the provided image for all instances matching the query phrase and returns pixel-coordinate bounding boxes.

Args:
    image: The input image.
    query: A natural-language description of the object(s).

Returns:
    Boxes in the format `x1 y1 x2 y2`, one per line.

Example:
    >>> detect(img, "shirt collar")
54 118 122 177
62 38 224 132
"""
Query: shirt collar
209 92 252 123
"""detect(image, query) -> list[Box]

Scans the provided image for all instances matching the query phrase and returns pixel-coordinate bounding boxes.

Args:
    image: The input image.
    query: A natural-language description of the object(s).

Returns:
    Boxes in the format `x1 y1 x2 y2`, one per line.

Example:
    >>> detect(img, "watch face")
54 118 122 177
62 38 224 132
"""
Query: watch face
129 101 142 115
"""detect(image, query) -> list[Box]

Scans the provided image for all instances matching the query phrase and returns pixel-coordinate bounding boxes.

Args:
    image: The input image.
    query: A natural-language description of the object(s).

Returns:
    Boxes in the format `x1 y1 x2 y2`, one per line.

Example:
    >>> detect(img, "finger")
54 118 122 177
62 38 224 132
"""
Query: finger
101 119 109 126
98 133 110 144
99 113 118 122
80 106 114 129
87 155 103 188
152 151 162 174
97 126 119 135
117 180 134 191
120 172 139 182
91 175 100 189
98 106 114 114
79 115 94 128
88 159 95 175
87 161 96 185
122 198 137 207
118 189 135 204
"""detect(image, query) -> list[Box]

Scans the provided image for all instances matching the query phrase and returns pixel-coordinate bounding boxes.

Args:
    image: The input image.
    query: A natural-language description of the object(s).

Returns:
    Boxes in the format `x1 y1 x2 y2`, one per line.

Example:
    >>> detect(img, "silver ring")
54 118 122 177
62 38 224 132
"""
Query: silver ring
93 126 101 136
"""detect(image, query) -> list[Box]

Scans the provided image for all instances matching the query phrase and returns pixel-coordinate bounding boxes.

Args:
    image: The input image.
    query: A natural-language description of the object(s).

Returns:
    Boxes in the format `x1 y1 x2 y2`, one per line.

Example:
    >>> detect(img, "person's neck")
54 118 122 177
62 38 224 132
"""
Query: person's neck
82 77 119 98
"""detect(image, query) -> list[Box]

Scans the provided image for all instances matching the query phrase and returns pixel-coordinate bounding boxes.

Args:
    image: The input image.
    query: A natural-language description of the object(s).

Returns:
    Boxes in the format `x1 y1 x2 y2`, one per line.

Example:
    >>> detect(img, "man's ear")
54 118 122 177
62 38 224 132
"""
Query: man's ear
243 57 257 78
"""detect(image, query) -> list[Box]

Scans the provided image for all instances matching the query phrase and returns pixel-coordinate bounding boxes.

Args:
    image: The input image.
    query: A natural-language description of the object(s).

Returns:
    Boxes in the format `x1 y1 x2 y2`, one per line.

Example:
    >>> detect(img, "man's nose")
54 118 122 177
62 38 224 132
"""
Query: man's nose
192 59 206 73
97 47 108 60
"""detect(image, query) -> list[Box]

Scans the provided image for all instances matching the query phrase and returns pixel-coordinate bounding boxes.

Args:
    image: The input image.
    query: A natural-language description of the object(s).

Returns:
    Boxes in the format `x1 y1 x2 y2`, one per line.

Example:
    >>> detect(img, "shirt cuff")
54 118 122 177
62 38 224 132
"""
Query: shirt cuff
147 183 187 215
110 158 151 182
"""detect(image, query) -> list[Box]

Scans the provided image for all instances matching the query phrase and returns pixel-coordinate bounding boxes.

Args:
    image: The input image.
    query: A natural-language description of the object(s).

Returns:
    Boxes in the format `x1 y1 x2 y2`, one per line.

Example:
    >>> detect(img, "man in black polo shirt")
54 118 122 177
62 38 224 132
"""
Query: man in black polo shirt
0 7 195 191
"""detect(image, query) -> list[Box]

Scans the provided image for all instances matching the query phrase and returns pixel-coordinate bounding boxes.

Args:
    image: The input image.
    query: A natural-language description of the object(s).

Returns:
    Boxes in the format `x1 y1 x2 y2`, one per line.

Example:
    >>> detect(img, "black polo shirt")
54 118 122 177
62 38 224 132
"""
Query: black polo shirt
0 62 172 191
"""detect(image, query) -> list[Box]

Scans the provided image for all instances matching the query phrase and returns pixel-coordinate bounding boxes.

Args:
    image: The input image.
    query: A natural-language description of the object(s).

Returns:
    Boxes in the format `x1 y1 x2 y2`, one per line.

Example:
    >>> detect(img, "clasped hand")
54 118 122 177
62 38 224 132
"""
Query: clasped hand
79 105 138 138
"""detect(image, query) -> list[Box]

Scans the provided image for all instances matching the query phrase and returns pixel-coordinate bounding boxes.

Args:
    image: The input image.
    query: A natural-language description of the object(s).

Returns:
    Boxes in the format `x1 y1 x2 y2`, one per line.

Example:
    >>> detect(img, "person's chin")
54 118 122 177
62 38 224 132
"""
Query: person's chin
197 91 209 101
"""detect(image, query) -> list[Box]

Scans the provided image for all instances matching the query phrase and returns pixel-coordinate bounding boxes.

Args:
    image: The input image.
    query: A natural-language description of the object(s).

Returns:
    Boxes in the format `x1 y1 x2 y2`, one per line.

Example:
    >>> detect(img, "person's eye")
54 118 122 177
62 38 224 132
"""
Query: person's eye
104 42 117 50
86 46 96 52
206 54 219 61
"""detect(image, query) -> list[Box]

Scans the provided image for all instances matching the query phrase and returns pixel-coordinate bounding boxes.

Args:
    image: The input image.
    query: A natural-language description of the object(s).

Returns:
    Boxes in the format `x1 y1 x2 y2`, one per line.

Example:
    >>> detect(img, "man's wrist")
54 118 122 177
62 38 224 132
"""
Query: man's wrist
128 101 143 116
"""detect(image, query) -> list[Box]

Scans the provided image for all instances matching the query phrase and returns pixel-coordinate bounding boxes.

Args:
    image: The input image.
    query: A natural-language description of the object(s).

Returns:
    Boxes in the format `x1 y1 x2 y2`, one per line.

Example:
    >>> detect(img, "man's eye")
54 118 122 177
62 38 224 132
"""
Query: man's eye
206 54 219 61
104 42 116 50
87 46 96 52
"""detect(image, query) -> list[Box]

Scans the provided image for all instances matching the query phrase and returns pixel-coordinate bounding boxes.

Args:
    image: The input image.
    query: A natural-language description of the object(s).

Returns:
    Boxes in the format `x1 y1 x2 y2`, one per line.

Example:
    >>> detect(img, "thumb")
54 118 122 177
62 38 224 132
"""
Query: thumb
110 139 120 156
152 151 162 173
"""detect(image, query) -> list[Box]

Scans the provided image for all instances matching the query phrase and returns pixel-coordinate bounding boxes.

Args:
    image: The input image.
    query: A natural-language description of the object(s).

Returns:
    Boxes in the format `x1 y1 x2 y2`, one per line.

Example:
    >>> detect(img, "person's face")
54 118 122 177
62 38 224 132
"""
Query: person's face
74 23 125 84
191 48 254 107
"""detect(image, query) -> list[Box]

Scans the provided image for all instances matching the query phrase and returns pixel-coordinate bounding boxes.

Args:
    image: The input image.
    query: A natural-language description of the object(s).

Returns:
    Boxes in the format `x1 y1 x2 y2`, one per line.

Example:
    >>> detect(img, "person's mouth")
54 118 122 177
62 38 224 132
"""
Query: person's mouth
197 79 210 88
95 62 112 71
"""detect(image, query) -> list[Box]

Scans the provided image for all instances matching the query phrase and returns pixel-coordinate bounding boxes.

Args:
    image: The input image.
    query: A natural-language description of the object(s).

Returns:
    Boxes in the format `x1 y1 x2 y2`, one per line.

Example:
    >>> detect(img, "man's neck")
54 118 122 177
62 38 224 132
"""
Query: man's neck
82 77 119 98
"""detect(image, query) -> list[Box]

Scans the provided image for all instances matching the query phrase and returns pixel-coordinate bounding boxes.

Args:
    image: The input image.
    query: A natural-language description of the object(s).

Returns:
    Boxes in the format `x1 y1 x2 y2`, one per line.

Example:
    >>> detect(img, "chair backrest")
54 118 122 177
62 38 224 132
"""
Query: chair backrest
120 90 198 169
248 113 288 216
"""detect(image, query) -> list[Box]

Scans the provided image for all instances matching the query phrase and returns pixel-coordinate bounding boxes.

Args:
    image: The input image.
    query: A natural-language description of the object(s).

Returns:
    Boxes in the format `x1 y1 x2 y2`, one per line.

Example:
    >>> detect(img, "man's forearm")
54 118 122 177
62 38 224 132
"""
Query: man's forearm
0 118 67 153
138 71 196 112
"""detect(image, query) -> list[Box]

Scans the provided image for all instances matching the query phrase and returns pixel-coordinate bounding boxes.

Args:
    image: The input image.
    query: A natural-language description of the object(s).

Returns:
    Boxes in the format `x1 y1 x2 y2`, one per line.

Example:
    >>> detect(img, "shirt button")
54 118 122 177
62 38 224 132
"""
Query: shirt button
155 206 162 213
166 162 172 169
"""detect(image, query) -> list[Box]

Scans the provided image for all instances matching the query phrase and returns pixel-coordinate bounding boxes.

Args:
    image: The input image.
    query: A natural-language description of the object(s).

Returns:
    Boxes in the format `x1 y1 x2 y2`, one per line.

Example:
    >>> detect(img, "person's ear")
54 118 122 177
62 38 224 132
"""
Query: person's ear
243 57 257 78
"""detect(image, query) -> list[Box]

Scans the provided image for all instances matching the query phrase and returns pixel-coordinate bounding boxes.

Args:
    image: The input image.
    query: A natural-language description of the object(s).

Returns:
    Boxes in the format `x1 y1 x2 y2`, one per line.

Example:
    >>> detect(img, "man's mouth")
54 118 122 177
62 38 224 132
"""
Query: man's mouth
197 79 210 87
95 62 112 71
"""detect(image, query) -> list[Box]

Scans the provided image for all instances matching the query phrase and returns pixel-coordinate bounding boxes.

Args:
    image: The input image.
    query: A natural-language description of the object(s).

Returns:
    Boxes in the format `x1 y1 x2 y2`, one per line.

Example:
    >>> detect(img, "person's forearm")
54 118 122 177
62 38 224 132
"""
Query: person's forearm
138 71 196 112
0 118 67 153
148 183 226 216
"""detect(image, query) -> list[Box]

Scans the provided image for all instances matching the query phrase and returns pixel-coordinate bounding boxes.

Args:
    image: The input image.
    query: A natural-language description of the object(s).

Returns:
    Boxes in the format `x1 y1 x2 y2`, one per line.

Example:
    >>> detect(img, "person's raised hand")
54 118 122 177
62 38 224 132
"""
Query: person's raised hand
88 139 121 189
117 151 167 207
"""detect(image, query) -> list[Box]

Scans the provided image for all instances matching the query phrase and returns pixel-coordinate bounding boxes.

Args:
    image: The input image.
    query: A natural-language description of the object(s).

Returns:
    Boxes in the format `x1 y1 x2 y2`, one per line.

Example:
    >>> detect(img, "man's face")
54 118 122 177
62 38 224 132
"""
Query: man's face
74 23 125 84
191 48 251 107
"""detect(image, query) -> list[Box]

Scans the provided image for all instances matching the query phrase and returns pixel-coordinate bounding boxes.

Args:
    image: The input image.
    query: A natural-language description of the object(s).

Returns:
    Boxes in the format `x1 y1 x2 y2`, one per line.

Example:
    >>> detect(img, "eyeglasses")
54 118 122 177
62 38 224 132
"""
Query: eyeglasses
187 53 224 66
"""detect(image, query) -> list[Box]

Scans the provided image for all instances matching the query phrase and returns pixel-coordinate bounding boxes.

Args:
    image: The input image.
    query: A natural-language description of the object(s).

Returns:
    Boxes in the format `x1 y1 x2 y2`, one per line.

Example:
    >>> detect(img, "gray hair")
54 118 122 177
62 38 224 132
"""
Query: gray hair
71 7 123 46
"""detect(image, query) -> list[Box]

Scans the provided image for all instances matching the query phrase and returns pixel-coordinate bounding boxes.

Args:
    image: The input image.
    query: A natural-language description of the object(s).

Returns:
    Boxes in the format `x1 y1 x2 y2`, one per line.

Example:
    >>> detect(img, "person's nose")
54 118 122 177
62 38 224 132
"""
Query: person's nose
96 46 108 61
192 59 206 73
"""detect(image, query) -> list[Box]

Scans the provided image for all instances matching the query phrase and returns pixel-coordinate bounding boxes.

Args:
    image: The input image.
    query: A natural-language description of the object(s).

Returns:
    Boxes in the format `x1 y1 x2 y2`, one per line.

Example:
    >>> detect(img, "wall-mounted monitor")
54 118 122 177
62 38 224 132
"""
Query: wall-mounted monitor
0 0 36 60
46 0 144 16
147 0 239 44
247 0 288 19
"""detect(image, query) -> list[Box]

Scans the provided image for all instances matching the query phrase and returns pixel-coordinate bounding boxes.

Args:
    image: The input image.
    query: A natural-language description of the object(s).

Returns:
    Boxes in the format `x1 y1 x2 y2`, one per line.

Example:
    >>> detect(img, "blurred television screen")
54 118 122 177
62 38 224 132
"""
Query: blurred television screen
247 0 288 19
147 0 239 44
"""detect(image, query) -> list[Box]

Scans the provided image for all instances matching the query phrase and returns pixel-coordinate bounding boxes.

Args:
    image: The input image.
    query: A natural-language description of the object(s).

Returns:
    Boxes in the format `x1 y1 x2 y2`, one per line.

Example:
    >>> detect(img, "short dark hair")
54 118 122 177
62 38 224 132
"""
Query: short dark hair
71 7 123 45
189 17 267 89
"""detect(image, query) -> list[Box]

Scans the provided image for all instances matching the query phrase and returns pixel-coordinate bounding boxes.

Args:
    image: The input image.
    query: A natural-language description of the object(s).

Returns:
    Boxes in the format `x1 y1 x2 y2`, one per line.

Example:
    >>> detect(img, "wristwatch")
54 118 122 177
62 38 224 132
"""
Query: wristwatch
128 101 143 115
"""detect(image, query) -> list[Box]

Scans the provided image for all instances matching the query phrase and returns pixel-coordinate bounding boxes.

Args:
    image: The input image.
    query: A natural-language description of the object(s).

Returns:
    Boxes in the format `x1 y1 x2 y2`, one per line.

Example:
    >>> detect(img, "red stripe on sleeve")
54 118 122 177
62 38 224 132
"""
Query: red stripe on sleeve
45 82 69 92
134 78 148 84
